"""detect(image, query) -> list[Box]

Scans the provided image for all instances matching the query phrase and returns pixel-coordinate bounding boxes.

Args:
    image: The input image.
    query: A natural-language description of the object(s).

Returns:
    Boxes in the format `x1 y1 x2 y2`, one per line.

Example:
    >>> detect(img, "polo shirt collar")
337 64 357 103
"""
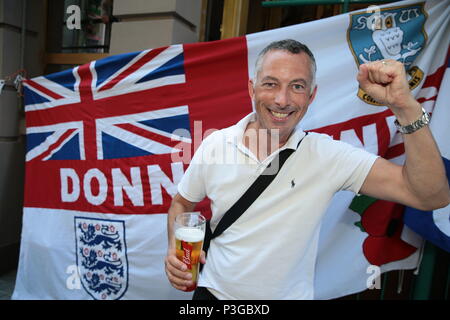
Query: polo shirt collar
226 112 306 151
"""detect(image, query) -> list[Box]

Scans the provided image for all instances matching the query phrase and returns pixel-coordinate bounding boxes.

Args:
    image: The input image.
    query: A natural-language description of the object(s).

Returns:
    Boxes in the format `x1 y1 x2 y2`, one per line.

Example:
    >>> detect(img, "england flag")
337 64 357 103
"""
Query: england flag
13 0 450 300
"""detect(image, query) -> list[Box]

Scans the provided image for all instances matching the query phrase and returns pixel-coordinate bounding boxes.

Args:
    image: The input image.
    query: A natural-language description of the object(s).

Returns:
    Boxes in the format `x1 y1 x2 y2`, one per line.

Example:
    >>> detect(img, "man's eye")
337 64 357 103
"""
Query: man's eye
263 82 276 88
292 84 306 92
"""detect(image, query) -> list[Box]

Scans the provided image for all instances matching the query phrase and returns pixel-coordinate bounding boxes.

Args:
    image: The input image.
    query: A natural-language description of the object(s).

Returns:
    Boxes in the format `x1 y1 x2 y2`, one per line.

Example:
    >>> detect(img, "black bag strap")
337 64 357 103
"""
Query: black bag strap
203 132 308 254
212 147 294 238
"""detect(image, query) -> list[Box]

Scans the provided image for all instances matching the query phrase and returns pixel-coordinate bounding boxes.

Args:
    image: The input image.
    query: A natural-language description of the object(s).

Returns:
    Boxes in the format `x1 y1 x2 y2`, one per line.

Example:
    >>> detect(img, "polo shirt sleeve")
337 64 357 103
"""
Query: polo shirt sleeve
334 141 379 194
177 136 210 203
312 134 379 194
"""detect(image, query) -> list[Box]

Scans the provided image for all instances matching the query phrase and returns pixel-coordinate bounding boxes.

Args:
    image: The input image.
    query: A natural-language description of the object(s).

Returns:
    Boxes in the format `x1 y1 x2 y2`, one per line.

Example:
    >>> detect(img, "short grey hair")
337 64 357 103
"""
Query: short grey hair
254 39 317 91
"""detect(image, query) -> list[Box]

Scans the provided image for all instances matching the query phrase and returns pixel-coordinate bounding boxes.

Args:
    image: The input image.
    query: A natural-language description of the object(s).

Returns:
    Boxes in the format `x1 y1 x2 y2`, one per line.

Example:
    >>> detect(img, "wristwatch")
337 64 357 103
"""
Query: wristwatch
394 107 430 134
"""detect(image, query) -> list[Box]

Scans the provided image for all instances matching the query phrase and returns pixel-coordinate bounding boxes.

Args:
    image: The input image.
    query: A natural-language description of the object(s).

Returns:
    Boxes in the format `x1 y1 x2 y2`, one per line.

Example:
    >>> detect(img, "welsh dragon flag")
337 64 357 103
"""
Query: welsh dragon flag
13 0 450 299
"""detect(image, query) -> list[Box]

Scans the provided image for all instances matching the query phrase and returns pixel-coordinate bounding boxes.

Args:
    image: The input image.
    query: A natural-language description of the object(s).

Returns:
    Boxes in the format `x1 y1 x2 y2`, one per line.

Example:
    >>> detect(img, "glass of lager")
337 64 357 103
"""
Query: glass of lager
174 212 206 292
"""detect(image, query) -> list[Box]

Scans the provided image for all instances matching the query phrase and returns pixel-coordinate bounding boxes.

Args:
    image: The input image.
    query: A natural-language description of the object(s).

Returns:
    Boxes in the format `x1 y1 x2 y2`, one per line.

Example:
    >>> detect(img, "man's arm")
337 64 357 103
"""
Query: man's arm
167 193 197 248
357 60 450 210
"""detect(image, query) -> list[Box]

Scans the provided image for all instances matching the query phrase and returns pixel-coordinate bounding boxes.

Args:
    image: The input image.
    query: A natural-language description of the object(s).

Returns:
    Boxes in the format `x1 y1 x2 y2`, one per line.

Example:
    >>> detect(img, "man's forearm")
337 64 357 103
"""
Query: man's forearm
358 60 450 210
167 201 186 249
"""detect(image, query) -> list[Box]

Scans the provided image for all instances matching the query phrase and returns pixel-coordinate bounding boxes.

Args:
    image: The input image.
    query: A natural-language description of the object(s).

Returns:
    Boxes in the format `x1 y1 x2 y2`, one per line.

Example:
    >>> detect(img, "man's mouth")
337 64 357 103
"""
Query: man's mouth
269 109 293 121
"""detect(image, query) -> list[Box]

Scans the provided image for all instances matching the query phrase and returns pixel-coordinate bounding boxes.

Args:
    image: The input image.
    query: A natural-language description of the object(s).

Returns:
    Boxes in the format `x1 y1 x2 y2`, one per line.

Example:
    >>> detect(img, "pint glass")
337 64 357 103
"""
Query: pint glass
174 212 206 292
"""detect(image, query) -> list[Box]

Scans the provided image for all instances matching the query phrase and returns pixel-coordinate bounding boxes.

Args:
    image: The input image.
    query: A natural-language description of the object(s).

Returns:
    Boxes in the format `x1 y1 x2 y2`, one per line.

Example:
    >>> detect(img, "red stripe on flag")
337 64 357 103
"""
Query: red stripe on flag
384 143 405 160
33 128 77 162
116 123 190 149
417 96 437 104
98 47 168 92
25 79 64 100
77 63 94 101
24 83 187 127
76 63 97 159
422 60 448 91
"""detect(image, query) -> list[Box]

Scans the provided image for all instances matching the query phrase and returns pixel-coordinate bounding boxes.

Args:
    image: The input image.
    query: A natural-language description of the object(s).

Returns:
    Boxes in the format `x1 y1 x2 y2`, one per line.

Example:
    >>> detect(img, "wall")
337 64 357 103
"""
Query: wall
0 0 46 274
109 0 202 54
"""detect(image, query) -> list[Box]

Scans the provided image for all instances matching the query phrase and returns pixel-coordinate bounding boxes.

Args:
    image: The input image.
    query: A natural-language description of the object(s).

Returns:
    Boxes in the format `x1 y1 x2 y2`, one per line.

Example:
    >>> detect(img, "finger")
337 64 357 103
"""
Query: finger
383 59 400 70
373 63 385 83
357 63 368 76
378 61 395 84
165 261 193 290
358 67 387 104
367 64 376 84
171 283 187 291
166 251 187 271
167 270 193 289
200 250 206 265
366 62 385 84
357 64 370 85
166 255 192 280
166 270 191 291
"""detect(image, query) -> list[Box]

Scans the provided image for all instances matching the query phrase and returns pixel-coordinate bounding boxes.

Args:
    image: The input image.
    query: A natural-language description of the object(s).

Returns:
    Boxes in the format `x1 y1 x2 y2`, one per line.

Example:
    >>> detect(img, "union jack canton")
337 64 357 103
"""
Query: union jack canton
24 45 192 162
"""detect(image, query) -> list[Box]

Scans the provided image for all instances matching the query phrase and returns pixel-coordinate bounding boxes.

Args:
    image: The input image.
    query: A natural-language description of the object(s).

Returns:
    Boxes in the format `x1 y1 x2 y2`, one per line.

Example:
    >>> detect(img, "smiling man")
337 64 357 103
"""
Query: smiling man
245 42 317 157
164 39 450 300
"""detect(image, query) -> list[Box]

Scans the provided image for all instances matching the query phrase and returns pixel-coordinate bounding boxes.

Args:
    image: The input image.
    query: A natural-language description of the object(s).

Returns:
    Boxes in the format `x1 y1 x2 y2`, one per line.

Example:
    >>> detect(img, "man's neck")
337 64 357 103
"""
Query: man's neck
243 121 292 161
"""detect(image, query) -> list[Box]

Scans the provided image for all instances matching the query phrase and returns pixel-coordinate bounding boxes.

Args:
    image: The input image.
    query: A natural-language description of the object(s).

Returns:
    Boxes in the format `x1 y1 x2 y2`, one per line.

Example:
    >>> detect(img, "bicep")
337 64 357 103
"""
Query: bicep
359 157 424 209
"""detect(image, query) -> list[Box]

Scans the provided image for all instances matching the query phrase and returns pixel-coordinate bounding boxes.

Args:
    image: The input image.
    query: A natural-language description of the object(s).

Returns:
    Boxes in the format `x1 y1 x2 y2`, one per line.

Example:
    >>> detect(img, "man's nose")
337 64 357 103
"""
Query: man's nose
274 87 290 108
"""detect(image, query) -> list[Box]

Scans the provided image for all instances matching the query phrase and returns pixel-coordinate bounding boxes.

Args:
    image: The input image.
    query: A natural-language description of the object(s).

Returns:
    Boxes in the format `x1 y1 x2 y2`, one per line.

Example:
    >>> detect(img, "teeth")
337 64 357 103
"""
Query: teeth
271 111 289 118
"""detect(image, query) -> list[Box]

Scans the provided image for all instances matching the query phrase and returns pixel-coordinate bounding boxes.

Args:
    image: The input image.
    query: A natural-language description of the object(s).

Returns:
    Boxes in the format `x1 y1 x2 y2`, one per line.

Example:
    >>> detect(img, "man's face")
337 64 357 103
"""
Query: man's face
248 50 317 142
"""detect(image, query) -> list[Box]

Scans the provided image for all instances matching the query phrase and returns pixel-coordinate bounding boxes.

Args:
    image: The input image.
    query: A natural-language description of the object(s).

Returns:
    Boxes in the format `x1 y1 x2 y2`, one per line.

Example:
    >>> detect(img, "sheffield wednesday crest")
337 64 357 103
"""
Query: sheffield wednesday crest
75 217 129 300
347 3 427 105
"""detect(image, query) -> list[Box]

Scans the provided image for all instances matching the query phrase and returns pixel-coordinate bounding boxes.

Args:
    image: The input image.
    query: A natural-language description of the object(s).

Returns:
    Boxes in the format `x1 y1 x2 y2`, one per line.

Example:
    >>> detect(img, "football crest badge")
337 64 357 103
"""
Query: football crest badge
75 217 129 300
347 3 427 105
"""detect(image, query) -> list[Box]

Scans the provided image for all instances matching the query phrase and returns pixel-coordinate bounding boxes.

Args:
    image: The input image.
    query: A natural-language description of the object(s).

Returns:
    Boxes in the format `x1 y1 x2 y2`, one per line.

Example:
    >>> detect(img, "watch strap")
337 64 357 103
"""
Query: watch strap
394 107 430 134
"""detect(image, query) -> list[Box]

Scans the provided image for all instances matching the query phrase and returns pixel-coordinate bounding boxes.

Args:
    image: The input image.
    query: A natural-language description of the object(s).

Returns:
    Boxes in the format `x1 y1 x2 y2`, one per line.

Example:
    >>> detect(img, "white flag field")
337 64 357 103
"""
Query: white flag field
13 0 450 299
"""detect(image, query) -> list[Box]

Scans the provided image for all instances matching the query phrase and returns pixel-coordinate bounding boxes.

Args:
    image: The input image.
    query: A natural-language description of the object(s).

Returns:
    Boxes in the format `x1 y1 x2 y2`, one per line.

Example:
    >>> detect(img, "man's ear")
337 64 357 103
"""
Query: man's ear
309 85 318 104
248 79 255 99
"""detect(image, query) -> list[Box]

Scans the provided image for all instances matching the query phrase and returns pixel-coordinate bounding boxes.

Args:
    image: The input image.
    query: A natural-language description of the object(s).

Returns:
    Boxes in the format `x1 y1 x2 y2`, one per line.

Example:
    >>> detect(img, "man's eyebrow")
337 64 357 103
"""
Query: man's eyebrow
260 76 309 86
261 76 279 82
290 78 307 85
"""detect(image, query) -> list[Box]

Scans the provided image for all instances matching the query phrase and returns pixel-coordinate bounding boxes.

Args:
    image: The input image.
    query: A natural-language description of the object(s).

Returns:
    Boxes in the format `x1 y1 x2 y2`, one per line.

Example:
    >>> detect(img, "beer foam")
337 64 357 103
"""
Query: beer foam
175 227 204 242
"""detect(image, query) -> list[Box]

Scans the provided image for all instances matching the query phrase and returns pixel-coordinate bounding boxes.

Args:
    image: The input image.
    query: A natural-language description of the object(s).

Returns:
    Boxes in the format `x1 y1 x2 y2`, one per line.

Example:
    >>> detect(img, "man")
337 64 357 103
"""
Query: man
164 39 450 299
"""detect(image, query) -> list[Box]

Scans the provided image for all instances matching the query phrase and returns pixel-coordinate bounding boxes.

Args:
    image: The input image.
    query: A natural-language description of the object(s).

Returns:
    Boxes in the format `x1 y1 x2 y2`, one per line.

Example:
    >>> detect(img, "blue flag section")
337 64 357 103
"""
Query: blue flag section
404 158 450 252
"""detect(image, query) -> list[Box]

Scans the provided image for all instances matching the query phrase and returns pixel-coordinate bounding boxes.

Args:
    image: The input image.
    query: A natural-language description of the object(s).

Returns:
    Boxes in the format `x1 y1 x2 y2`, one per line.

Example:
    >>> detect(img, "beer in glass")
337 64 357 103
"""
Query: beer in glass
174 212 206 292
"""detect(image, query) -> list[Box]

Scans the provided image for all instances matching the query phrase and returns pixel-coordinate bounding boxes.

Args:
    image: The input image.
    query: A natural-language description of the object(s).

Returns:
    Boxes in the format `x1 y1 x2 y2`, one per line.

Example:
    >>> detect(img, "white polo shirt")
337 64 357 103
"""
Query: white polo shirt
178 113 378 299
